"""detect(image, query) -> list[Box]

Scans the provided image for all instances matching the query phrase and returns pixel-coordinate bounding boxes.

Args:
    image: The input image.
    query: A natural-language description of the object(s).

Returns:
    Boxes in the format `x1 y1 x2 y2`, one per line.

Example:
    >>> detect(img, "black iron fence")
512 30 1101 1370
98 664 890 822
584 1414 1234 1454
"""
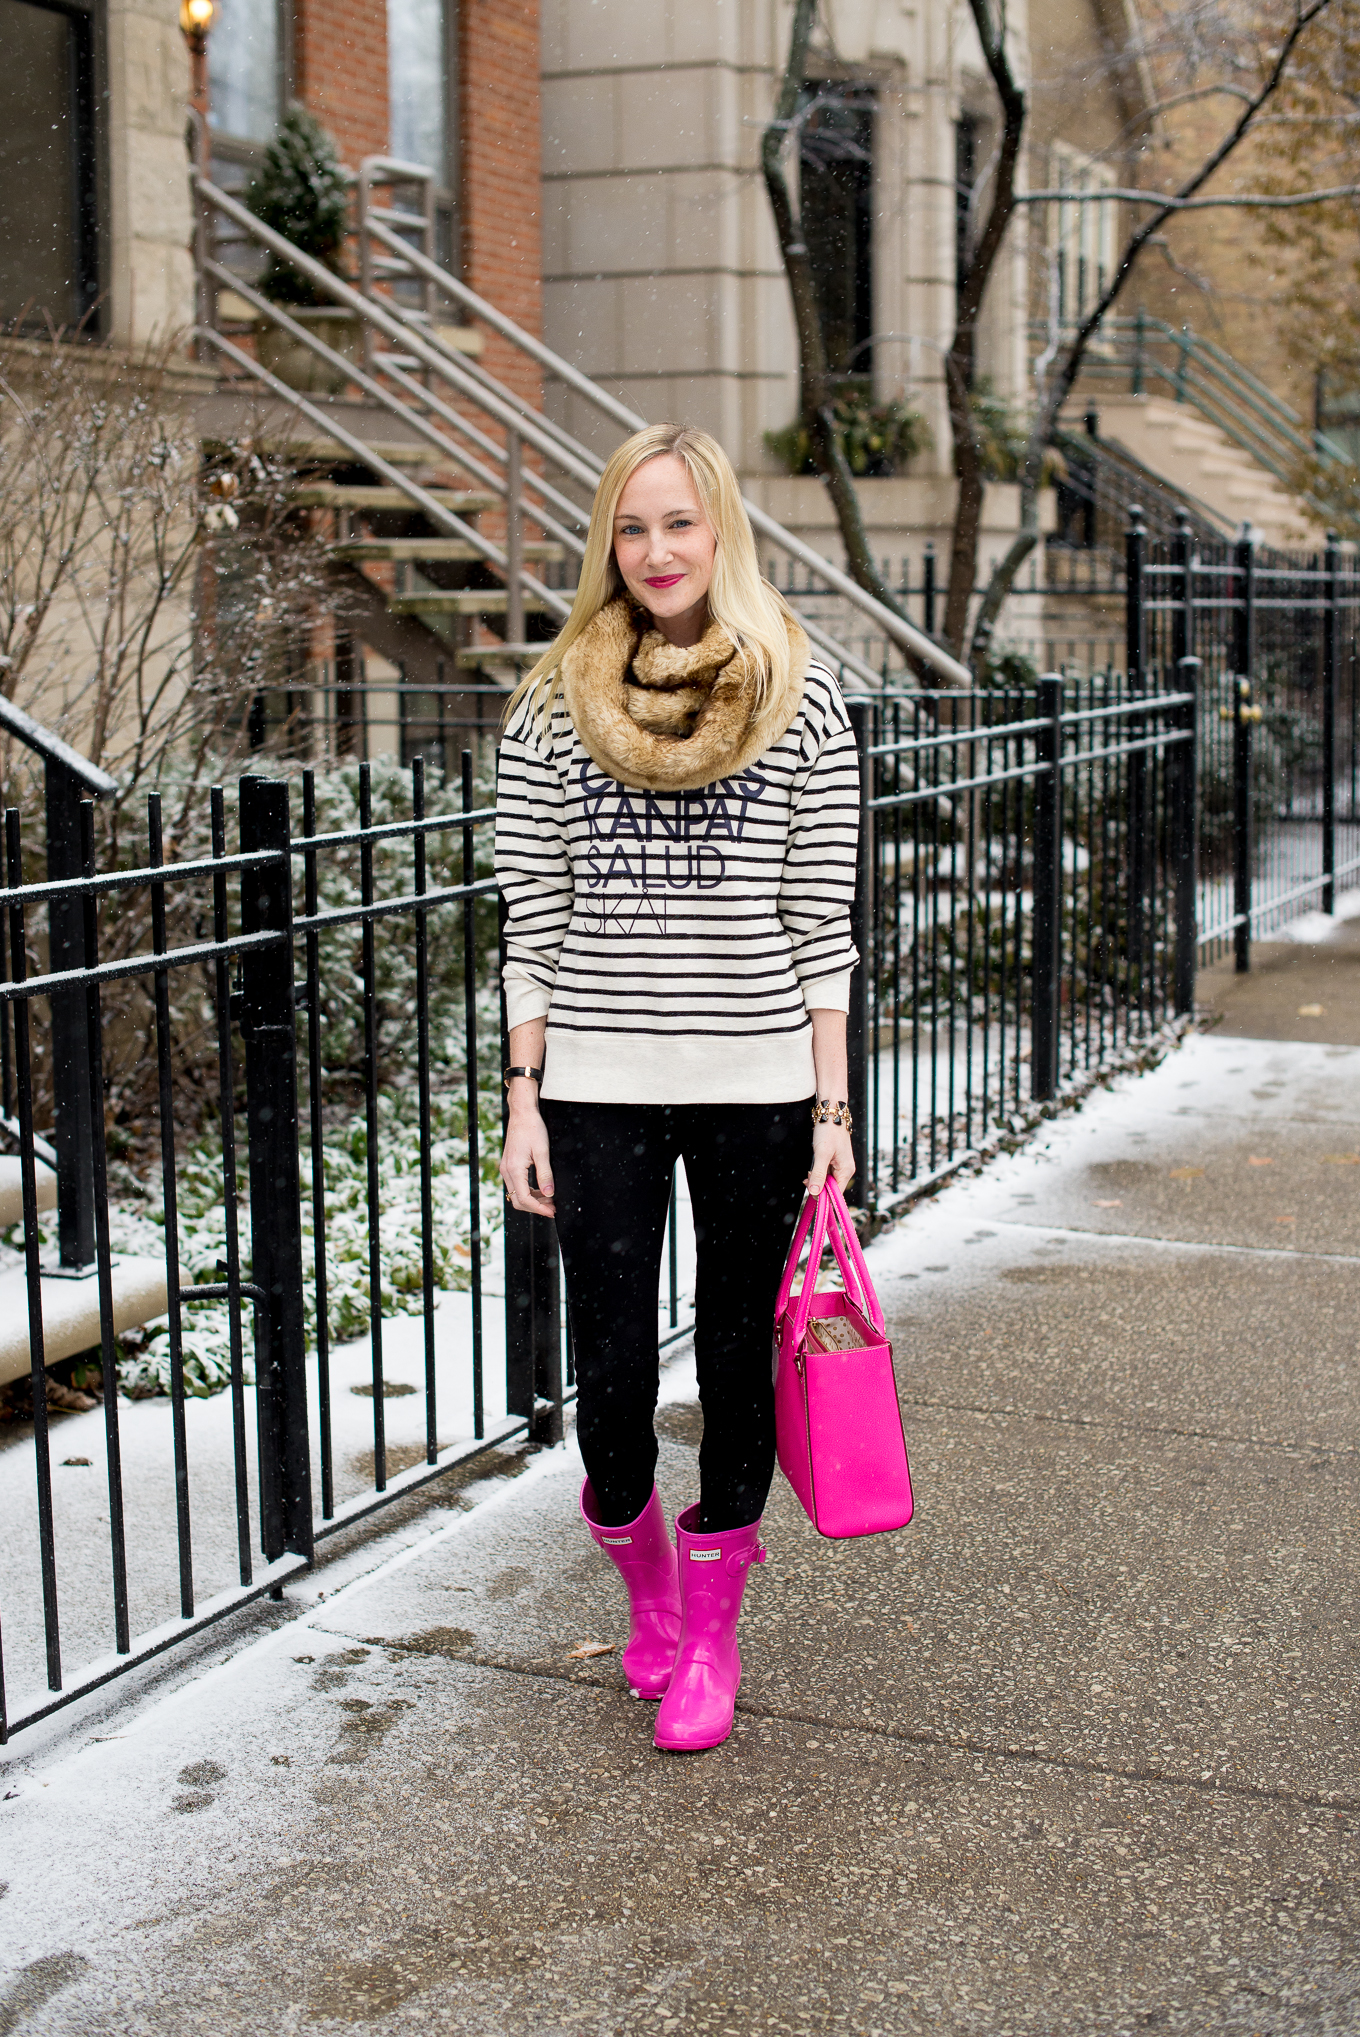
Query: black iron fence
849 674 1195 1213
1133 517 1360 965
2 518 1358 1736
0 759 579 1736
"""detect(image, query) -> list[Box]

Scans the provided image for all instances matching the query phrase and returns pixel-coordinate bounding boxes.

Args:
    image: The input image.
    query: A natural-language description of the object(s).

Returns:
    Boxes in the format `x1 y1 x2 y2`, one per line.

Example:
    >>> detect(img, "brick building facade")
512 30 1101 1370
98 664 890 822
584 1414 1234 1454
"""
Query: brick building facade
211 0 542 363
0 0 542 356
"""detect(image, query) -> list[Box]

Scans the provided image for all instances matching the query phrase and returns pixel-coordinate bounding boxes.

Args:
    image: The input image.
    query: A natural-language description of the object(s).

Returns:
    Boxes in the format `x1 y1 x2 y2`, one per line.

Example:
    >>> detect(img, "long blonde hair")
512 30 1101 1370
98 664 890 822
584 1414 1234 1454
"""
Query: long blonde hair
505 423 796 730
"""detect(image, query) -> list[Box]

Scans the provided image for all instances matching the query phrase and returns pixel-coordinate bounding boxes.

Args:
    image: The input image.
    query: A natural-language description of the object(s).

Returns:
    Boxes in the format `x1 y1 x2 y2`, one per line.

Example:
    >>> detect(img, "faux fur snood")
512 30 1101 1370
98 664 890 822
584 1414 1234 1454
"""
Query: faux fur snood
558 596 809 791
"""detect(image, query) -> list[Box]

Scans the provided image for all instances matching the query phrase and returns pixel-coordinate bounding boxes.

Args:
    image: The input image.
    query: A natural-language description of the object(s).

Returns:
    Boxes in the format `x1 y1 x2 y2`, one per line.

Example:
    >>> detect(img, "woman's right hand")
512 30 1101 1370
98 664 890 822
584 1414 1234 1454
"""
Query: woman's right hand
500 1099 556 1217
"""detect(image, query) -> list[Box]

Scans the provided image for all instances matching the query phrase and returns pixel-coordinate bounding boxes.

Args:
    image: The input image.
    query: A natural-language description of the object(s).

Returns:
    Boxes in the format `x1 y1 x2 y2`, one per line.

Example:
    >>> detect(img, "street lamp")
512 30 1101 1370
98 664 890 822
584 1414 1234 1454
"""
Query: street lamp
180 0 214 151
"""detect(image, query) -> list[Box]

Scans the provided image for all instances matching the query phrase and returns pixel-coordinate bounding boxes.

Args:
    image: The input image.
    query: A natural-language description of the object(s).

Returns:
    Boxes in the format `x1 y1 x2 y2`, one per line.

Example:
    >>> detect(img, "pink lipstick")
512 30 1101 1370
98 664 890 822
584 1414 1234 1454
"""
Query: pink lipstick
644 573 685 588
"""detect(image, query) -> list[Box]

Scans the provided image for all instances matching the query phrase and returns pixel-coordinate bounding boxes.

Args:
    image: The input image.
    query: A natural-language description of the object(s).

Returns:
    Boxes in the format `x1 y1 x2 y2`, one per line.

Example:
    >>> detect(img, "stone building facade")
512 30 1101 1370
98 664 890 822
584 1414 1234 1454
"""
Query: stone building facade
538 0 1144 585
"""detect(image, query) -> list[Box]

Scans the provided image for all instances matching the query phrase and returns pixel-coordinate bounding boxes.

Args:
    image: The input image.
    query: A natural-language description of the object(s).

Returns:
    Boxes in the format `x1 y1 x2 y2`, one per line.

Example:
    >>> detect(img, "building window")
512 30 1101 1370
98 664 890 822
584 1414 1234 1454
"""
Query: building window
209 0 284 146
1051 144 1115 324
799 82 875 382
0 0 100 332
388 0 447 179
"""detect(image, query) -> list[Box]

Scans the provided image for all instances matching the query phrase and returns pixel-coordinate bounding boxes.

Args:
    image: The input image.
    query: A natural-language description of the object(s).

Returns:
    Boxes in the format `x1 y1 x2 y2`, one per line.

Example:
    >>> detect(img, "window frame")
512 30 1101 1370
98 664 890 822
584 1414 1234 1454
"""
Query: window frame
1050 142 1116 327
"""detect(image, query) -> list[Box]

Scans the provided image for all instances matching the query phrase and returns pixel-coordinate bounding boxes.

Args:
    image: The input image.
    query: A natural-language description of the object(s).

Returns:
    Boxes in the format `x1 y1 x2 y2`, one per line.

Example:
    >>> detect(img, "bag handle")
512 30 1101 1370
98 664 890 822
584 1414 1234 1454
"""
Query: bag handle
773 1186 820 1325
785 1186 833 1352
781 1178 885 1349
823 1178 885 1335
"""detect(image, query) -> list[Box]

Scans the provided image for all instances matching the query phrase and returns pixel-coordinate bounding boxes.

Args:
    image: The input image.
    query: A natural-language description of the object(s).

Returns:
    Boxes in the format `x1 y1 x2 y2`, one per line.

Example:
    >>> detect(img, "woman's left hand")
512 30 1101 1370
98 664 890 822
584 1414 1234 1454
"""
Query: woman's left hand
806 1122 855 1197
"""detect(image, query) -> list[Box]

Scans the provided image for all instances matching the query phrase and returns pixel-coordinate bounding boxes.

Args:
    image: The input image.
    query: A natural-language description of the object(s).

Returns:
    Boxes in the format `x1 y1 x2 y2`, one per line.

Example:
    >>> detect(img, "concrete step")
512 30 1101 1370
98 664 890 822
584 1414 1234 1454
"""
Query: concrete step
1078 393 1317 544
0 1154 57 1229
456 642 547 669
261 437 451 470
290 484 495 514
0 1255 169 1385
332 538 562 563
387 590 553 617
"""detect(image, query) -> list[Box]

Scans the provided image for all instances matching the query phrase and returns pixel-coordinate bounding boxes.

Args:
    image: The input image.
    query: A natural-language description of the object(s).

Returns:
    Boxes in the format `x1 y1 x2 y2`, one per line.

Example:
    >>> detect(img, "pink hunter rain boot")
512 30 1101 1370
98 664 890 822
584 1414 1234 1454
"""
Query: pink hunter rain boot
653 1504 767 1752
580 1480 682 1700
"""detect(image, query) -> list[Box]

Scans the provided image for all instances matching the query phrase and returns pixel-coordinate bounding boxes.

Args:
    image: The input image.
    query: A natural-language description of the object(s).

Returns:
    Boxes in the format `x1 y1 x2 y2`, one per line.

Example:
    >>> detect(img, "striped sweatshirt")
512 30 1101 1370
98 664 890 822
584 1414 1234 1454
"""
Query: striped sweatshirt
495 660 861 1105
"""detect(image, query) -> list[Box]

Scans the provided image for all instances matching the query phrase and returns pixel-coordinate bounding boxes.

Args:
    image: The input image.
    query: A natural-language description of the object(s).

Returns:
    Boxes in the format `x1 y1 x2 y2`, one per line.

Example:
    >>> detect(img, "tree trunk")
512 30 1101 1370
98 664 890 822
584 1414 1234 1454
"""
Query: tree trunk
940 0 1027 663
761 0 936 681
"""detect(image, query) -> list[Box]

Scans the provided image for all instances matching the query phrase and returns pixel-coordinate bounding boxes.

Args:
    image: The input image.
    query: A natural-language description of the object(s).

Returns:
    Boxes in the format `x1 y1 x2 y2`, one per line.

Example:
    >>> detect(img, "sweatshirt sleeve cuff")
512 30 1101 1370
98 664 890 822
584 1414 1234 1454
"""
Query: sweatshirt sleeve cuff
504 976 554 1027
801 969 851 1014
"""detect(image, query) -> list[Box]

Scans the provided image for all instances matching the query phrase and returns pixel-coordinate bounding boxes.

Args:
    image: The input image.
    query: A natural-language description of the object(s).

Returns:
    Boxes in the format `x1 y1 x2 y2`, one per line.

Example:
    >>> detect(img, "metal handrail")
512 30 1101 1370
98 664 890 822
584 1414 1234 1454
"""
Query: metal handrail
1046 312 1351 496
354 204 969 685
195 164 971 687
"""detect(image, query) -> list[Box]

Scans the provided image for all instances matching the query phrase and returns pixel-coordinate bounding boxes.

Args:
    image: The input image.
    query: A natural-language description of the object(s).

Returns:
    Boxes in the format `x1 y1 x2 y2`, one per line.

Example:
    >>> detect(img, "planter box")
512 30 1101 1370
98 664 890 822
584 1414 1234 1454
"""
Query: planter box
256 309 362 395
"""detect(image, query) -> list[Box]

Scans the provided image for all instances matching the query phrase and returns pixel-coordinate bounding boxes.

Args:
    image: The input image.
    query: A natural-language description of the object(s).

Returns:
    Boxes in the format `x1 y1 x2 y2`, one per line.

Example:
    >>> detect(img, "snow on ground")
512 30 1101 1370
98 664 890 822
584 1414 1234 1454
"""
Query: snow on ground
1 876 1351 1751
1277 886 1360 943
0 1029 1354 1925
0 1173 699 1722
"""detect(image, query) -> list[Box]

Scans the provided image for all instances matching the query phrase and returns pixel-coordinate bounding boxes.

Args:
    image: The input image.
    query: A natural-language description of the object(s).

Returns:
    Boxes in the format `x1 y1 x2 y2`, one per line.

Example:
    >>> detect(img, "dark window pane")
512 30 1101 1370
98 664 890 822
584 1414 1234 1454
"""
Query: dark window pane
799 84 874 378
0 0 92 329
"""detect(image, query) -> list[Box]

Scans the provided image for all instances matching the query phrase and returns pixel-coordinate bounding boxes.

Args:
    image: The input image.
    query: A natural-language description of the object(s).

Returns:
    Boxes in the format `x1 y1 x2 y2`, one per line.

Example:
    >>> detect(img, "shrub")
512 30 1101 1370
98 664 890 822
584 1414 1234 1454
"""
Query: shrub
765 393 930 477
246 108 350 307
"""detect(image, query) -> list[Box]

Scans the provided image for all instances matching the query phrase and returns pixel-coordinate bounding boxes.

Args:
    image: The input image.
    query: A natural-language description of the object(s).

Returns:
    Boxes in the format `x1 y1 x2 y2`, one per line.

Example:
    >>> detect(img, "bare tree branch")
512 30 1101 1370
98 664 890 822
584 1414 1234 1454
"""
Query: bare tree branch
1016 181 1360 207
969 0 1339 663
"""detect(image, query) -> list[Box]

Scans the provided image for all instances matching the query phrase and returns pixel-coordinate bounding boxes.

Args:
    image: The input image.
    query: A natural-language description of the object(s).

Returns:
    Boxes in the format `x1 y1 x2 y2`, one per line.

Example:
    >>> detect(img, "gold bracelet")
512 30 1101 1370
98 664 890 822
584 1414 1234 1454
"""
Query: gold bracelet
811 1097 853 1132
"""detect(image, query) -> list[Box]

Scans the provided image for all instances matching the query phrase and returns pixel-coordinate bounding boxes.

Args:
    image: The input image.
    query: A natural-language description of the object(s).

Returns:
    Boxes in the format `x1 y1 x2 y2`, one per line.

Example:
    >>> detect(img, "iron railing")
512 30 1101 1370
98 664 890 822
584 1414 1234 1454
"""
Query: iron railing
1051 310 1351 495
851 676 1196 1212
0 672 1193 1736
4 515 1359 1735
0 760 686 1736
192 161 969 692
1133 516 1360 964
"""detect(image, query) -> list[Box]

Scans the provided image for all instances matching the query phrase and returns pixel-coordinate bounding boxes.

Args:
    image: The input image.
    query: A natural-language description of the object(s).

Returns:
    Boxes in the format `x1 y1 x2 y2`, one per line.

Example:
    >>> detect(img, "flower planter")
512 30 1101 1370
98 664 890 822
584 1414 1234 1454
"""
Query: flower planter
255 309 362 395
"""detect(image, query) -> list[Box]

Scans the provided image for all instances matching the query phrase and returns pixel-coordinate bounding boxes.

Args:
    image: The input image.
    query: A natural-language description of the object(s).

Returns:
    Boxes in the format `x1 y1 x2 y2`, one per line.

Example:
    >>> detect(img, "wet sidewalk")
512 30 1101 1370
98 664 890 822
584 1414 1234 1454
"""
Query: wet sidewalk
1 1021 1359 2036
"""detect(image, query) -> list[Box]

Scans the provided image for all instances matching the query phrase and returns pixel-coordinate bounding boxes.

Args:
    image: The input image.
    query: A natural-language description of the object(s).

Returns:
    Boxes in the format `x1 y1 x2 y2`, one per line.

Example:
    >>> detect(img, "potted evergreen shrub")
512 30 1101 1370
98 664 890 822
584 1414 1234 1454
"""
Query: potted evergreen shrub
246 108 358 395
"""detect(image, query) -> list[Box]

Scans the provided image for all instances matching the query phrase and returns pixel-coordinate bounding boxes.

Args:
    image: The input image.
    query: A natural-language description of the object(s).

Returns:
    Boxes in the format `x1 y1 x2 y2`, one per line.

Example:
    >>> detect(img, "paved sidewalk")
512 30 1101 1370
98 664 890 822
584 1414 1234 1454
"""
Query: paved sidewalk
2 1030 1360 2036
1196 907 1360 1046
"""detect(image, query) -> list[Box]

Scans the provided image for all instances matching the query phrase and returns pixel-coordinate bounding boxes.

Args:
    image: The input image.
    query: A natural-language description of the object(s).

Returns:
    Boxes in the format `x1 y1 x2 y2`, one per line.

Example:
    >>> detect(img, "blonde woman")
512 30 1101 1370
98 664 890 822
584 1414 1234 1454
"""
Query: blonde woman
495 424 858 1752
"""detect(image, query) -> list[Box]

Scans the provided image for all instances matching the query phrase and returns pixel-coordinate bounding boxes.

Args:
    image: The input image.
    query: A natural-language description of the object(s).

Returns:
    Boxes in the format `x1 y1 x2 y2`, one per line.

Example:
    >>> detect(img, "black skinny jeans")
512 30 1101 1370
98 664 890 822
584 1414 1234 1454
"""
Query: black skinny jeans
542 1098 811 1533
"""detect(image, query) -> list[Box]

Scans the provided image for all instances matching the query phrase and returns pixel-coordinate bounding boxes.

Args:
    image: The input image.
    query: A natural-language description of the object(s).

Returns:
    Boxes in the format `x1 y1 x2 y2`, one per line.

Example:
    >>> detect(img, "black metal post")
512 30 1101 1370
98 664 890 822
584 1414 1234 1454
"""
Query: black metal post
922 544 936 638
238 776 312 1563
846 697 873 1206
5 809 61 1693
45 761 95 1267
1232 529 1256 973
1323 531 1339 916
498 894 561 1448
1123 508 1150 1011
460 750 485 1441
1125 508 1147 693
1031 676 1064 1100
1173 657 1200 1014
80 803 130 1653
1170 511 1192 677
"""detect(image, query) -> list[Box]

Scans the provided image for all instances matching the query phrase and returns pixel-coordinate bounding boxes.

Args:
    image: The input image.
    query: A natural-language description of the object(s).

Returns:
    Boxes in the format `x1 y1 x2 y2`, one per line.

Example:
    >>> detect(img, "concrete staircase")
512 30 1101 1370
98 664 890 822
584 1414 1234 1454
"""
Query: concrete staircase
1081 394 1321 549
192 160 960 700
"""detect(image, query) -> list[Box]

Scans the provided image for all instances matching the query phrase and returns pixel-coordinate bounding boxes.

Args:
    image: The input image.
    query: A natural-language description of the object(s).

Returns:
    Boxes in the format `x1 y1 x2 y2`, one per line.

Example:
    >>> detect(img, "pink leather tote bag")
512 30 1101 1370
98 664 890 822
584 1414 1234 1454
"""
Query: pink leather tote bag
774 1178 914 1539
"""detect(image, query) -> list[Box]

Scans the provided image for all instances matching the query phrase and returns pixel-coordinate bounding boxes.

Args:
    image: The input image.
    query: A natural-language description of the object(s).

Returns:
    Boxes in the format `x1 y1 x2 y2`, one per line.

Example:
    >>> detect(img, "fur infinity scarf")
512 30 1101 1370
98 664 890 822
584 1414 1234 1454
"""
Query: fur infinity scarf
558 597 809 791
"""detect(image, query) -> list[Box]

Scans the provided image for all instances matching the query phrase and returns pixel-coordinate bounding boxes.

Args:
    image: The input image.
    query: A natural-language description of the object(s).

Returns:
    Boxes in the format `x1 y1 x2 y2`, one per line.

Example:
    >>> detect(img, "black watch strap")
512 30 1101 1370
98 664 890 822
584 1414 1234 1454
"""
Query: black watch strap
504 1064 544 1089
